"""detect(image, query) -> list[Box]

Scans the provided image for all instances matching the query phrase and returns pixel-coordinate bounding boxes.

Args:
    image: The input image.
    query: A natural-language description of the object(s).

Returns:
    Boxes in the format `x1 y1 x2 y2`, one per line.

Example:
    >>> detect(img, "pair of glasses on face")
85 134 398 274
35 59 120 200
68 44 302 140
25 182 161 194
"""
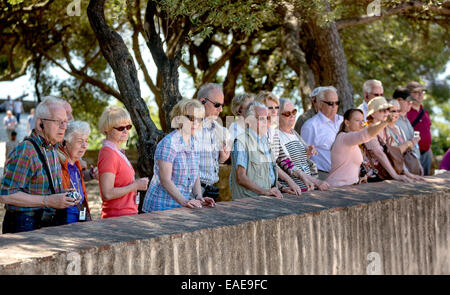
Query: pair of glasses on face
203 97 224 109
113 125 132 131
371 93 384 97
268 106 280 111
281 109 297 117
185 115 203 124
41 118 69 127
322 101 340 107
390 110 400 113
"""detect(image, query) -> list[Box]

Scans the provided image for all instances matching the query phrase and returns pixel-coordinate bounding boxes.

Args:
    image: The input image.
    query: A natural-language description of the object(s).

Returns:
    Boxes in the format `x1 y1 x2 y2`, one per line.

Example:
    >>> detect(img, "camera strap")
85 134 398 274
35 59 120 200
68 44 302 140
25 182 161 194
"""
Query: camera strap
25 138 56 195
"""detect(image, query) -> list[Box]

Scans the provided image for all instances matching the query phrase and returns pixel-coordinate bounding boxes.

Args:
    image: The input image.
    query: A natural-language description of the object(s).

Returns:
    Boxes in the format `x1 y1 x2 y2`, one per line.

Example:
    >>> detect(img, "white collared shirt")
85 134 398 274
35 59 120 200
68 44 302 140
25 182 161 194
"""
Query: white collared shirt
358 101 369 121
300 111 343 172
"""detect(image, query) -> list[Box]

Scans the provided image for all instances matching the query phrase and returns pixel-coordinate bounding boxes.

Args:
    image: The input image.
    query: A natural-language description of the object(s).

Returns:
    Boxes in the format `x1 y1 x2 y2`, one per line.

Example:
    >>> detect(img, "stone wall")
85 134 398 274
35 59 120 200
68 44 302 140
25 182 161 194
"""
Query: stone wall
0 173 449 275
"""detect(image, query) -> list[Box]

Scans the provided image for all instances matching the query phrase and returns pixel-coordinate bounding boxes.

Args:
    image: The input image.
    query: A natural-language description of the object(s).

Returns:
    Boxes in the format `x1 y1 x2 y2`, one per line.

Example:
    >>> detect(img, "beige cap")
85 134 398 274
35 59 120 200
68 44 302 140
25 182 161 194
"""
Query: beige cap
367 96 393 118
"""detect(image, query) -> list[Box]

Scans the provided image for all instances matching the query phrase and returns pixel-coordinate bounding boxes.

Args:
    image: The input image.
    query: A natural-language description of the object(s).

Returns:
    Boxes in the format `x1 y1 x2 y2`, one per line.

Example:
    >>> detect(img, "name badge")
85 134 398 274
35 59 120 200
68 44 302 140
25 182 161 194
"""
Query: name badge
136 192 140 205
79 208 86 221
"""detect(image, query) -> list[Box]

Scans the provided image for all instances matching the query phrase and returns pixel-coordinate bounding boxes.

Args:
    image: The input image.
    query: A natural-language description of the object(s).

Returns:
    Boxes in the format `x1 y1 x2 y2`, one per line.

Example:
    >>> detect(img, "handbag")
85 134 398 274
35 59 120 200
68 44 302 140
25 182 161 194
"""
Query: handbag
382 136 404 175
404 150 423 175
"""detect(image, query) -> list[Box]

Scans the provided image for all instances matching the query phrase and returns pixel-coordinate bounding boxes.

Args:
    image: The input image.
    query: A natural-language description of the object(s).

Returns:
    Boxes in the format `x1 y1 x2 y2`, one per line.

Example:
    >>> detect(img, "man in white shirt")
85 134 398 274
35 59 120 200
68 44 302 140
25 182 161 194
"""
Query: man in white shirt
358 79 384 121
301 86 343 180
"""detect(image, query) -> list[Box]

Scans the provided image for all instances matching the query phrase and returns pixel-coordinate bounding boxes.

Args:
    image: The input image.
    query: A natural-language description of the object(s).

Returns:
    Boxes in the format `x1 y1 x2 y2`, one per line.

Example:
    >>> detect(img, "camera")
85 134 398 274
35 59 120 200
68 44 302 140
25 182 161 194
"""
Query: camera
66 191 81 201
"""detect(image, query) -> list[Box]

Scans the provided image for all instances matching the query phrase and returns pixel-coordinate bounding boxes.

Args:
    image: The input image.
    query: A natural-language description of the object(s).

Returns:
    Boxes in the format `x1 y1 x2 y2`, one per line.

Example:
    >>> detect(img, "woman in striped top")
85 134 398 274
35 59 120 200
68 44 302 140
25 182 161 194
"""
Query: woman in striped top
277 99 329 191
256 92 303 196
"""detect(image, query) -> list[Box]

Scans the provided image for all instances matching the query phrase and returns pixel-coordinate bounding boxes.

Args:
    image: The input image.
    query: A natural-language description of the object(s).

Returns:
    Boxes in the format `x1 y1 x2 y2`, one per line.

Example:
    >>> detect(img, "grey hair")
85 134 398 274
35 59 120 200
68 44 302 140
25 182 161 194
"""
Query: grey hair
317 86 338 102
363 79 383 94
64 121 91 143
197 83 222 101
279 98 294 113
231 93 255 116
35 96 66 126
245 101 268 118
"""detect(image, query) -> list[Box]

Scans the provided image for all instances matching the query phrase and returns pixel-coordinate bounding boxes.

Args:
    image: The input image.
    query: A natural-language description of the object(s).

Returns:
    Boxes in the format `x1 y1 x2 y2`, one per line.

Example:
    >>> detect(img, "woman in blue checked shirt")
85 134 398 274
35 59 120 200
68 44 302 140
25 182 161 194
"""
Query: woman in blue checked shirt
142 99 216 212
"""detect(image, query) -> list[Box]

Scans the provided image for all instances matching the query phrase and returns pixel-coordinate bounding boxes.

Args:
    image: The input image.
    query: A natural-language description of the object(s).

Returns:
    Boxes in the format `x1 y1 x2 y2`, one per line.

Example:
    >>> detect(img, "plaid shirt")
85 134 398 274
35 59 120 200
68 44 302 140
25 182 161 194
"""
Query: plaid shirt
0 131 63 212
142 130 200 212
193 119 229 185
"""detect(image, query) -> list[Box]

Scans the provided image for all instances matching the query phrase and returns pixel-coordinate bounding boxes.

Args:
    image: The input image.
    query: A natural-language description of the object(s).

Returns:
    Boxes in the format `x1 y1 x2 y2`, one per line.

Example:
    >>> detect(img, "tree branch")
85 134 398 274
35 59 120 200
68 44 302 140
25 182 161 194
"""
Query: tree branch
336 1 450 30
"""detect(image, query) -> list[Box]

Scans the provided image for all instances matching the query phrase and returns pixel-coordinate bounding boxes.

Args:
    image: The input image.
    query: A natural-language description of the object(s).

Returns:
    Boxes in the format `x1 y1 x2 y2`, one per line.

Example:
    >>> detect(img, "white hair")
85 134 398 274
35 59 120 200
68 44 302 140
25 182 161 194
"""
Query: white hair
363 79 383 94
197 83 223 100
245 101 268 118
317 86 338 101
64 121 91 143
35 96 66 128
279 98 294 113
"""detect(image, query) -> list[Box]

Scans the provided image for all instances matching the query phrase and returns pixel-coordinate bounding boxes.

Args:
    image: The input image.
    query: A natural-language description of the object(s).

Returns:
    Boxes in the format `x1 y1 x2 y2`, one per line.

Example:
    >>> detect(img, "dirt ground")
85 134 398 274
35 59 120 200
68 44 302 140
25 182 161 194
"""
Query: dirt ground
0 180 103 234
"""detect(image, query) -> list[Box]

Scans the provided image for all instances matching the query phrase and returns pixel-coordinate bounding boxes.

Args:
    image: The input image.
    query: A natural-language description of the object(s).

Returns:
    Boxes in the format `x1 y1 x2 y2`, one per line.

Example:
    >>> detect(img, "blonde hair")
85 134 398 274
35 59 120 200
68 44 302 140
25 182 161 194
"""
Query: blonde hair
255 91 280 106
98 106 131 135
170 99 205 129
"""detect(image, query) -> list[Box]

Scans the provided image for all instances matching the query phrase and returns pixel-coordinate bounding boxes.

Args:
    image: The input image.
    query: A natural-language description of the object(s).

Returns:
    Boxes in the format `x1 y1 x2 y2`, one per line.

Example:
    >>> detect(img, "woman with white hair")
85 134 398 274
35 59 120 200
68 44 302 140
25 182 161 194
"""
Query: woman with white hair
57 121 92 223
97 106 149 218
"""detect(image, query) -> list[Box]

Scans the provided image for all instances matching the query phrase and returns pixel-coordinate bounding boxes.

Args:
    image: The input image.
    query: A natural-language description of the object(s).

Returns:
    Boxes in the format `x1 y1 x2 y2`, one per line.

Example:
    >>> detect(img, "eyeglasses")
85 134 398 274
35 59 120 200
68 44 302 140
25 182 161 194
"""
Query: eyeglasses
281 109 297 117
370 93 384 97
268 106 280 110
41 118 69 127
203 97 224 109
390 110 400 113
321 100 340 107
113 125 132 131
185 115 203 124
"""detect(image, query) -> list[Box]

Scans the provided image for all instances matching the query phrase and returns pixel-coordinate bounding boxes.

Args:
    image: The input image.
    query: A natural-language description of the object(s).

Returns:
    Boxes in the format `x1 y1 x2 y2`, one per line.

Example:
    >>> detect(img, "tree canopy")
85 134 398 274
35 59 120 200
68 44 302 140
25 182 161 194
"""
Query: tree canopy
1 0 449 177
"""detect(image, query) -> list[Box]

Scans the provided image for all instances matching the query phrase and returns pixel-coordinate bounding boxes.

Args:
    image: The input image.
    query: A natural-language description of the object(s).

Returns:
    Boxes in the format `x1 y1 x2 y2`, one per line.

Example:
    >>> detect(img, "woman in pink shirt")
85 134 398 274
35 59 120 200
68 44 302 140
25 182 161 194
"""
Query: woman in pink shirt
97 107 149 218
325 109 392 187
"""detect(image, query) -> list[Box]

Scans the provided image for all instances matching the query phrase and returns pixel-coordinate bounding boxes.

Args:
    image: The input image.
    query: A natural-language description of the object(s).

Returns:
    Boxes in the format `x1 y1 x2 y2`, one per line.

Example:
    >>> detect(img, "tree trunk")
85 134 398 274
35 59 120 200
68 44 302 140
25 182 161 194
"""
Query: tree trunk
299 14 354 113
87 0 164 182
278 1 316 112
143 0 188 132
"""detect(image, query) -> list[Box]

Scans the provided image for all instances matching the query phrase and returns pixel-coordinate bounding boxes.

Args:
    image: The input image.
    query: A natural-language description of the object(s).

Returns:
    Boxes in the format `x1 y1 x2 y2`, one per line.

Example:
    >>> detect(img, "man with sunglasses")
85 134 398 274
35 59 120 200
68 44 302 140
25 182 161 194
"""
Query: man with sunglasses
300 87 343 180
0 96 81 233
194 83 230 201
294 86 325 135
358 79 384 121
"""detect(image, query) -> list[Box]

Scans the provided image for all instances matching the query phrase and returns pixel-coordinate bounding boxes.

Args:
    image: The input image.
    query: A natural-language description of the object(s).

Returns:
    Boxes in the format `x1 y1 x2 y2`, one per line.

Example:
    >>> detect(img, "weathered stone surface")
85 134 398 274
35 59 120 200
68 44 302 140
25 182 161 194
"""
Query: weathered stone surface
0 173 449 274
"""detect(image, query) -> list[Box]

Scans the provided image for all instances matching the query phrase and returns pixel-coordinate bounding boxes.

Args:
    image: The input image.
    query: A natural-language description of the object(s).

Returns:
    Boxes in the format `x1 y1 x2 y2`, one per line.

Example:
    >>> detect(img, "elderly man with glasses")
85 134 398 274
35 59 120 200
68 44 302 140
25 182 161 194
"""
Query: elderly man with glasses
194 83 230 201
358 79 384 121
0 96 81 234
300 86 344 180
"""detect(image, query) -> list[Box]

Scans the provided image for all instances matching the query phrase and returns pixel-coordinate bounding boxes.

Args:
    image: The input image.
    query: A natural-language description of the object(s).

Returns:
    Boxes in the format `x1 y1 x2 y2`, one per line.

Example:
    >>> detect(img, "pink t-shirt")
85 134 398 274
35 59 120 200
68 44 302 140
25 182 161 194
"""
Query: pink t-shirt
98 146 138 218
326 128 372 187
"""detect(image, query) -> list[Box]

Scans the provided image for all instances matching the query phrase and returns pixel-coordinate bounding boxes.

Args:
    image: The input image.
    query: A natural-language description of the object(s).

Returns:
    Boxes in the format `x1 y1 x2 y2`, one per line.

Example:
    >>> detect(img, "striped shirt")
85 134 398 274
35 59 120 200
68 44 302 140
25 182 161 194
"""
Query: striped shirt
142 130 200 212
0 131 63 212
278 130 311 189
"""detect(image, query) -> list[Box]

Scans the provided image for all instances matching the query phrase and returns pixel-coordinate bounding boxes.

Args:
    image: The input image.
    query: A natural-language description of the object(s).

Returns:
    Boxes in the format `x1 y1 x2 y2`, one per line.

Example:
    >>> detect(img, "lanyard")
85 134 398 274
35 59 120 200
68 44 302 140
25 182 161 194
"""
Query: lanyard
42 147 57 192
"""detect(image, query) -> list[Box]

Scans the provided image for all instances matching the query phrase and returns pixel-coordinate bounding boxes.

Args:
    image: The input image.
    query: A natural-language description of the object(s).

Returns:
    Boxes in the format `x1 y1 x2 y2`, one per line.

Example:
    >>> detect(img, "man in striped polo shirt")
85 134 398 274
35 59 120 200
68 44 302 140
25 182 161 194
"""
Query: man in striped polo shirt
0 96 80 234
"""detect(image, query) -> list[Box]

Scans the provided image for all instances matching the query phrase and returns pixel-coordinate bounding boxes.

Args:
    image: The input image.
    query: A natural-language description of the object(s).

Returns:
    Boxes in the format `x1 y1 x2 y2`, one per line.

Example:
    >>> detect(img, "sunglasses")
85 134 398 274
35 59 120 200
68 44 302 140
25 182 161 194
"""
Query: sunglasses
113 124 132 131
390 110 400 113
371 93 384 97
322 101 340 107
281 109 297 117
268 106 280 110
203 97 224 108
186 115 203 123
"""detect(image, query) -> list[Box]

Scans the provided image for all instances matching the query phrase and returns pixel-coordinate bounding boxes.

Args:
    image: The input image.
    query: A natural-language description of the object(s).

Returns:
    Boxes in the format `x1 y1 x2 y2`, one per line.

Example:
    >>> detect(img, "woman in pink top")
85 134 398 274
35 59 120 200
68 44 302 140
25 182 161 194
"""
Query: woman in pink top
97 107 149 218
325 109 392 187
